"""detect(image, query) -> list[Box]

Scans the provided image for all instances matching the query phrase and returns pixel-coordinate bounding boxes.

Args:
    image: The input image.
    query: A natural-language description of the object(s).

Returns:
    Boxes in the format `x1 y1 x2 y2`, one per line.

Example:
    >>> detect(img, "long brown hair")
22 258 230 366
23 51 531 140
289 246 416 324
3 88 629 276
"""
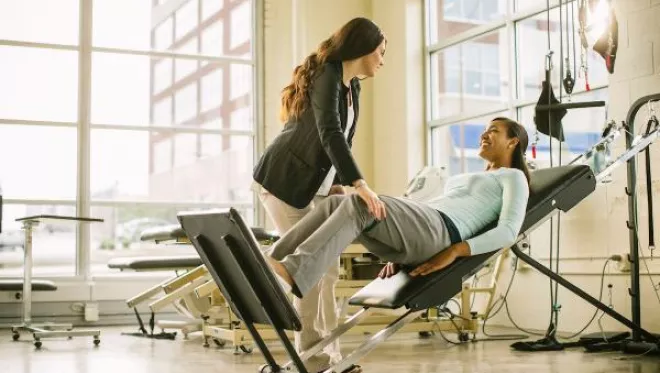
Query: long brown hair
279 17 385 122
492 117 531 184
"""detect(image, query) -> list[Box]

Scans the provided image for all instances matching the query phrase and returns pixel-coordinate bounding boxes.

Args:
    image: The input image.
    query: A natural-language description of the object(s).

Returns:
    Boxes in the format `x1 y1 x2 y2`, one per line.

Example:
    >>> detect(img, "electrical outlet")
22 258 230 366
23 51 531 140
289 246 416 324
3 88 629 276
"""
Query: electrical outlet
615 253 631 272
84 303 99 322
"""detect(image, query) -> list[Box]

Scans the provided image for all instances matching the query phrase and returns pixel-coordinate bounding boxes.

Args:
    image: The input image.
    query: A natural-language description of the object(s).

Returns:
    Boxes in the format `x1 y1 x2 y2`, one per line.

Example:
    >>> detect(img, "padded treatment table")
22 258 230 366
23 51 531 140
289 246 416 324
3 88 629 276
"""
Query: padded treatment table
0 279 57 292
108 256 202 271
140 224 279 244
175 165 616 373
107 227 279 272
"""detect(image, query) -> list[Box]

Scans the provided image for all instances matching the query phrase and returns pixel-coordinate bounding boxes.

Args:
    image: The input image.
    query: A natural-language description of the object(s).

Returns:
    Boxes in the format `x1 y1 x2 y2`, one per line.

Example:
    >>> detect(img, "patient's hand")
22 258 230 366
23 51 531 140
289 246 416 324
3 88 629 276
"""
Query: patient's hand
410 242 471 277
378 262 399 278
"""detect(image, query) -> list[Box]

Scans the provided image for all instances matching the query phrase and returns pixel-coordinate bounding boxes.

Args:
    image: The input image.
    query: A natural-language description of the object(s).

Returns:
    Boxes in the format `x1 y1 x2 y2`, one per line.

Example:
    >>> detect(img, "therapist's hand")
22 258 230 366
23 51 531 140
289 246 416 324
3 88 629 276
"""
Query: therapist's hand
409 242 471 277
355 182 386 221
328 185 346 195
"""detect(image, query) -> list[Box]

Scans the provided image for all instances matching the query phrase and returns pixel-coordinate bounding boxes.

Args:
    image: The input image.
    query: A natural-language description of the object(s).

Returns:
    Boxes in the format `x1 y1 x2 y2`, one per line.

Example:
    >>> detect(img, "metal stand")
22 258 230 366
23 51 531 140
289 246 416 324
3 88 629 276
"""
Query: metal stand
11 215 104 349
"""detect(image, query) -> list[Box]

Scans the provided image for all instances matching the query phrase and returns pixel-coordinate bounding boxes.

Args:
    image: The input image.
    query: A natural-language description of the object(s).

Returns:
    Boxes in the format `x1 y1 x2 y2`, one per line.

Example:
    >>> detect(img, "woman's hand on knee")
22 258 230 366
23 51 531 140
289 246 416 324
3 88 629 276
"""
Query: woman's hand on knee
328 184 346 195
378 262 399 279
354 182 386 220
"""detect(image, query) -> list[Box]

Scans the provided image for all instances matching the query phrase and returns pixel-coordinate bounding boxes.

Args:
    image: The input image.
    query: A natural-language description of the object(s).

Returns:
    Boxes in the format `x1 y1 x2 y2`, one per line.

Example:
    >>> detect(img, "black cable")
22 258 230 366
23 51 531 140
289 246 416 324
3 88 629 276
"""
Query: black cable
565 0 571 66
480 265 529 340
445 298 462 316
470 267 493 309
559 0 564 104
432 307 467 345
561 259 611 340
554 0 566 335
546 0 552 57
571 0 577 77
644 117 656 252
505 297 549 336
435 324 463 346
544 0 557 338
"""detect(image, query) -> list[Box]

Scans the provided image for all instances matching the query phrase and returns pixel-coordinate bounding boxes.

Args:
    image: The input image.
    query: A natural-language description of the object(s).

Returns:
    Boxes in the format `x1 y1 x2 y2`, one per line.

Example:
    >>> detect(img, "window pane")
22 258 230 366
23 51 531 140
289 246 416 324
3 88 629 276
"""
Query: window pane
430 29 509 120
92 52 253 128
518 88 608 167
428 0 505 44
175 0 199 40
431 111 509 175
202 0 225 22
0 0 79 45
174 82 198 124
174 37 199 82
154 17 174 50
515 0 550 12
154 58 174 94
173 133 198 167
230 63 253 101
201 19 224 57
93 0 154 50
230 0 252 55
201 68 224 113
0 125 77 199
0 47 78 123
95 0 250 57
516 5 609 101
91 129 254 204
0 204 77 277
90 206 254 275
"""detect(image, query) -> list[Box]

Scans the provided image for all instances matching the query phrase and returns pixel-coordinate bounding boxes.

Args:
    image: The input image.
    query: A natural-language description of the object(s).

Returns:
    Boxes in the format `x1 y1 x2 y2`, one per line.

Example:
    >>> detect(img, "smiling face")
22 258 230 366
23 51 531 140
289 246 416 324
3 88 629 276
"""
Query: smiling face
358 39 386 77
478 120 520 163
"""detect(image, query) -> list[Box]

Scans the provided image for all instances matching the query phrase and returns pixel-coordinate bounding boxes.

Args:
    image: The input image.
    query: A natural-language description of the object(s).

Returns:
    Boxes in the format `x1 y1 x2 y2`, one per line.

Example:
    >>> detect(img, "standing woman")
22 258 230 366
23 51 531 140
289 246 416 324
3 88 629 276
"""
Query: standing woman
253 17 386 373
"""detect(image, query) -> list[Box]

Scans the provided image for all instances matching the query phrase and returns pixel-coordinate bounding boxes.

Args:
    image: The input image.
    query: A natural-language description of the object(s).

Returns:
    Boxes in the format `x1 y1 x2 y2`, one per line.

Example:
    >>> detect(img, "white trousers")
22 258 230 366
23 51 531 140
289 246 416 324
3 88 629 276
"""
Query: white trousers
258 188 341 373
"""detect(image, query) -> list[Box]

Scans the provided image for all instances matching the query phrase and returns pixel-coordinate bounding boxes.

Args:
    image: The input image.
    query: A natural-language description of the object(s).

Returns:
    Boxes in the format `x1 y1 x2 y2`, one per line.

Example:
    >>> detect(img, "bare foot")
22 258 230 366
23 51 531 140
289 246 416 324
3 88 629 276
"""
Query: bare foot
265 255 294 287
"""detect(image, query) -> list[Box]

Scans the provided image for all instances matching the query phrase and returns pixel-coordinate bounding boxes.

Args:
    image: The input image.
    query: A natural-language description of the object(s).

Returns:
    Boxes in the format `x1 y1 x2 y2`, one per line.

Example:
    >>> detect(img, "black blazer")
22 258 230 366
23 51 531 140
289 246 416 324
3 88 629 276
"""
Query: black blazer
253 61 363 209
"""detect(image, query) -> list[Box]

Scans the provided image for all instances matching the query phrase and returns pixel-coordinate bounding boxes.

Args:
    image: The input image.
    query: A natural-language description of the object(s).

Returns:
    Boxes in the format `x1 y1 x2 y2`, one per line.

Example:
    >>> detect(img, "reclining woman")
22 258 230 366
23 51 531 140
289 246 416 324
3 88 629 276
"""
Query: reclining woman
266 117 531 299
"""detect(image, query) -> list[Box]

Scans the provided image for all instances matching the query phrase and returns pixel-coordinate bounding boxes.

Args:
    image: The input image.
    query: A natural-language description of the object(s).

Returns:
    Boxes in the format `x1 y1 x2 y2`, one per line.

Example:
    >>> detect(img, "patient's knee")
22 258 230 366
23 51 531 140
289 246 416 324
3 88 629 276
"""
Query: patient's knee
324 195 345 208
346 193 370 216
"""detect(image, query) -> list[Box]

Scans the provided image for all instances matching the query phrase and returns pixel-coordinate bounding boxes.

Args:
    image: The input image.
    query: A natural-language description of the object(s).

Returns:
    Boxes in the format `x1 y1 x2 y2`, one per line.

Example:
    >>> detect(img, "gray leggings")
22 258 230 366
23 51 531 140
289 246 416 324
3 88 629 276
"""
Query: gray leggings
268 194 453 297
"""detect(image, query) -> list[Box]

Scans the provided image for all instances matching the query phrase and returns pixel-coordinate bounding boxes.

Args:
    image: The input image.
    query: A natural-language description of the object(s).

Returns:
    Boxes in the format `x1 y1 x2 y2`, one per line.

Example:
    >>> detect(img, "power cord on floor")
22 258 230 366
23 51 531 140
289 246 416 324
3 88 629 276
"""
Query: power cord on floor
560 258 612 340
483 255 615 341
481 256 539 339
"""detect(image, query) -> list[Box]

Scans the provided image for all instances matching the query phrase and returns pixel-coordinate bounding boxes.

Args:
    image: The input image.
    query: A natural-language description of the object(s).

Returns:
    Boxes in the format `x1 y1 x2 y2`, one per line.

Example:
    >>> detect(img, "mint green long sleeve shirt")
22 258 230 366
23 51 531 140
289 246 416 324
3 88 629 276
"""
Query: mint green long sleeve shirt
426 168 529 255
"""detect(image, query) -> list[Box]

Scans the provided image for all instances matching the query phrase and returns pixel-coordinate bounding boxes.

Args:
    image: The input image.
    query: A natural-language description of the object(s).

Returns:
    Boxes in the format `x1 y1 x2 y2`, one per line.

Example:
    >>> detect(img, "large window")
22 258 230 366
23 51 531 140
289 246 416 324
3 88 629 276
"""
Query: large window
430 29 509 120
426 0 610 175
0 0 260 277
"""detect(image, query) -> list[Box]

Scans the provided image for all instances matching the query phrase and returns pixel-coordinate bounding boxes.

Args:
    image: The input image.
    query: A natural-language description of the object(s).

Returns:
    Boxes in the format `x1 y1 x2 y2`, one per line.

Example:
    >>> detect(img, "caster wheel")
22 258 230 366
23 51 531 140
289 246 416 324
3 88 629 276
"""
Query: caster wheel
34 341 42 349
93 339 101 346
458 333 469 342
418 331 434 338
240 345 253 354
203 340 210 348
258 364 279 373
12 333 20 341
213 339 226 348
